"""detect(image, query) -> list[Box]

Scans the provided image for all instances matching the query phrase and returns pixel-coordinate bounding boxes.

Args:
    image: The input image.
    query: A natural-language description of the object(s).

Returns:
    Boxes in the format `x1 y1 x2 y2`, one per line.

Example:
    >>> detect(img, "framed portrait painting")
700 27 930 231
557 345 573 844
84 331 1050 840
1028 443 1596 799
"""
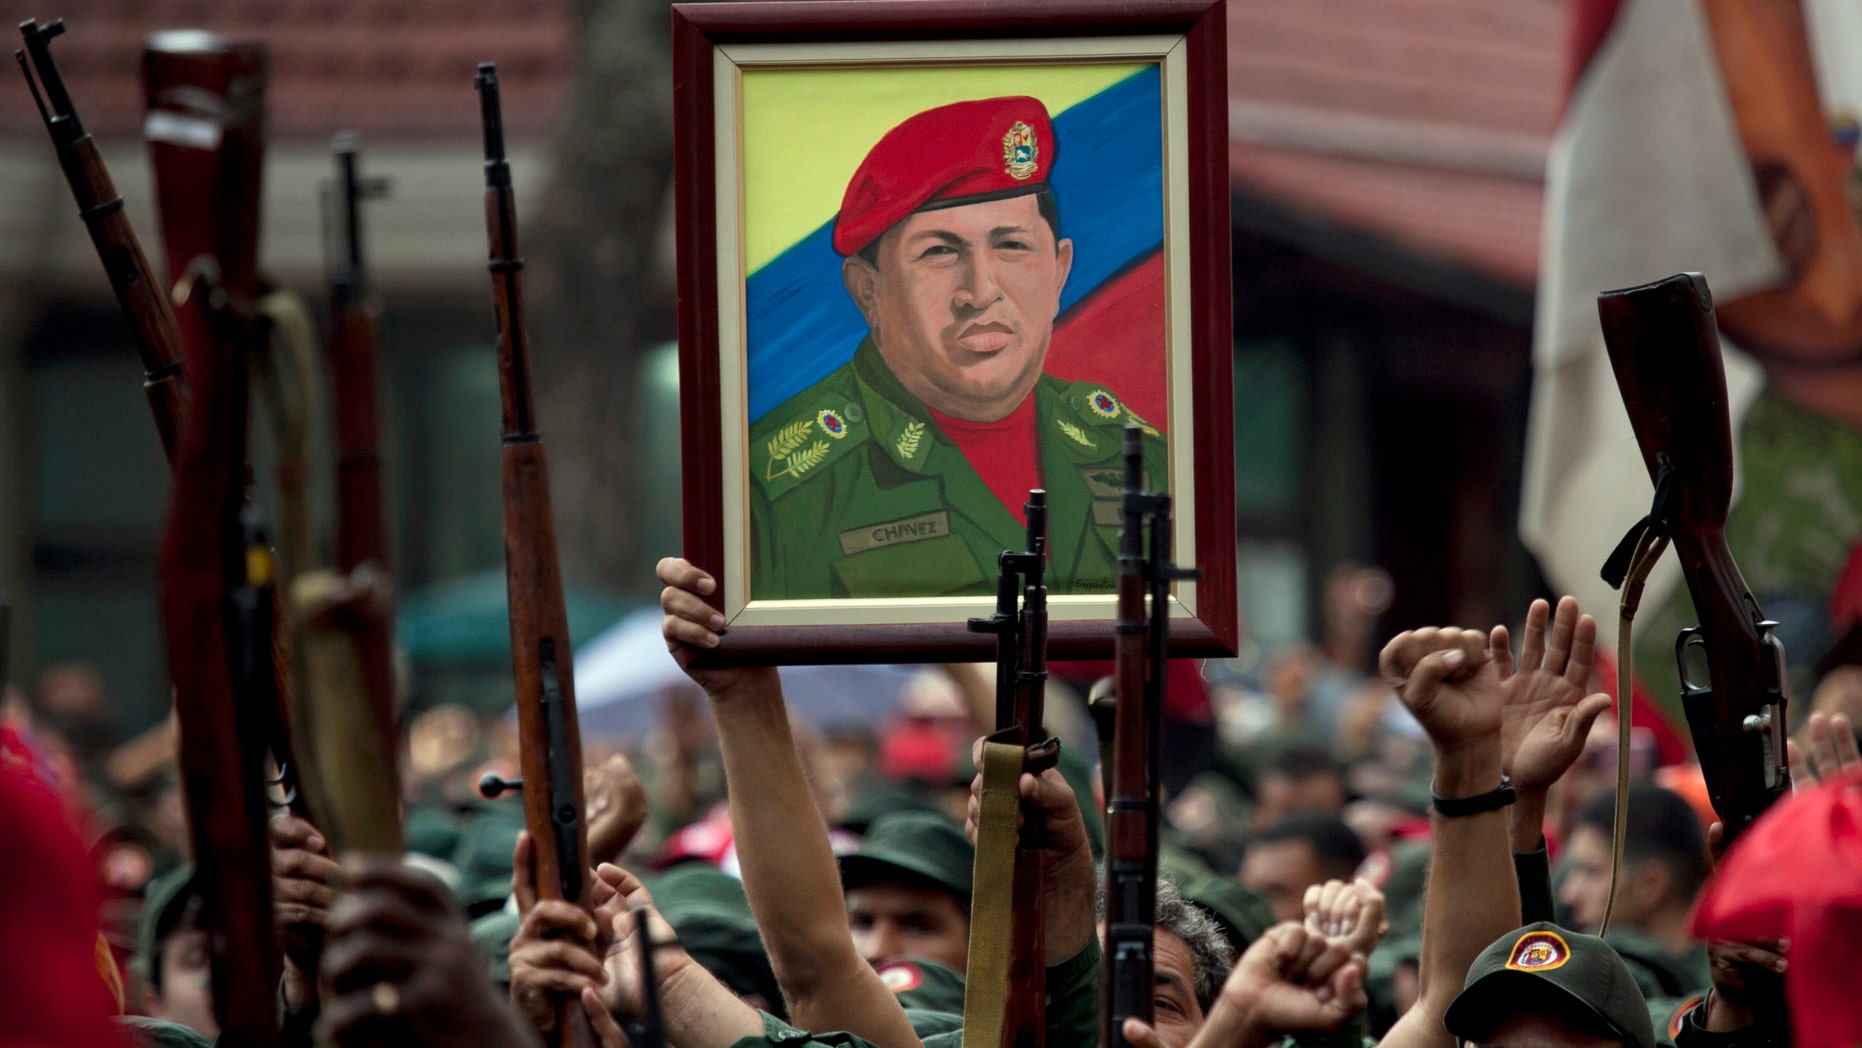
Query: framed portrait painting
674 0 1236 663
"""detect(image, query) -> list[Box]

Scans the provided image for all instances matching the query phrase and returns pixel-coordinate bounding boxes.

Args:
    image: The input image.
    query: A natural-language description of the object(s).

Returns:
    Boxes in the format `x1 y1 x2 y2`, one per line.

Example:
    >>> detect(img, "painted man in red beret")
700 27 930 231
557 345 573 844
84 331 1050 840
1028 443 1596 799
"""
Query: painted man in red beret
748 96 1166 600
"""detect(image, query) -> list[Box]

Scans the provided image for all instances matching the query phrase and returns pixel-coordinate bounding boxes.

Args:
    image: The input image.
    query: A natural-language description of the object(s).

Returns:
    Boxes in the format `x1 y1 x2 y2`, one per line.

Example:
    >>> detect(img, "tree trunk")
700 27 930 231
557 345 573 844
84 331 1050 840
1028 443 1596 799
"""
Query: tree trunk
526 0 678 591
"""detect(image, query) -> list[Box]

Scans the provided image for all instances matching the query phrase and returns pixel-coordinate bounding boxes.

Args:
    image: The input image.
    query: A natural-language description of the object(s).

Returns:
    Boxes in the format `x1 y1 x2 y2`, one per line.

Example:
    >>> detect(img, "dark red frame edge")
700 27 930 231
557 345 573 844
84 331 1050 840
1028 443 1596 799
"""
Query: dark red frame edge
673 0 1235 666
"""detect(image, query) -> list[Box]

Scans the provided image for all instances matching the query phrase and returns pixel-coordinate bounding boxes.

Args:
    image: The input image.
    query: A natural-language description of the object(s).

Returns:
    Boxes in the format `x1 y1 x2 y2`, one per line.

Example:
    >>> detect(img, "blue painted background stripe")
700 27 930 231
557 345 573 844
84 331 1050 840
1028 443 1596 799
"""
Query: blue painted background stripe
743 66 1164 423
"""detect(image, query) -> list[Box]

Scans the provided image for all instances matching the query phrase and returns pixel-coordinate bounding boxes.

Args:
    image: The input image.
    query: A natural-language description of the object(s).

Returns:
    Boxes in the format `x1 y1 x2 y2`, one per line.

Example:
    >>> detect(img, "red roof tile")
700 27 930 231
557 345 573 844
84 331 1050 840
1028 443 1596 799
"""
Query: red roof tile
7 0 1570 285
4 0 566 140
1228 0 1568 287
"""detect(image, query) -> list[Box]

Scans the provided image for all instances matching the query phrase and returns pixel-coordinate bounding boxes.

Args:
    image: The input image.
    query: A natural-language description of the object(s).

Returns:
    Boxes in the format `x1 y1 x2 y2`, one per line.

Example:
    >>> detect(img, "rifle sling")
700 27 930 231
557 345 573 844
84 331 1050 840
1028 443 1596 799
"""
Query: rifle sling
962 734 1028 1048
1600 522 1669 936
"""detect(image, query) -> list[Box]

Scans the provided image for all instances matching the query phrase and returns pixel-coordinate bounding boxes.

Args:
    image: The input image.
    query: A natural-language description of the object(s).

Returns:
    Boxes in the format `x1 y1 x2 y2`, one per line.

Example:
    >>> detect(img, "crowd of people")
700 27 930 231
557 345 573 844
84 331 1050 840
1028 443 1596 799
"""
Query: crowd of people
2 555 1859 1048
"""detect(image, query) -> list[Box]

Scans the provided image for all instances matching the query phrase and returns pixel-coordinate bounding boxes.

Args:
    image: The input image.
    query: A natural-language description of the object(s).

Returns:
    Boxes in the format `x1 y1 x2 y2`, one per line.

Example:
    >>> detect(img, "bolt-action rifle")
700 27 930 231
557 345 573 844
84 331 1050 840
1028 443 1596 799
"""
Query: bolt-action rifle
1599 273 1791 849
1103 426 1199 1048
17 18 187 460
315 133 399 773
474 62 599 1048
964 490 1057 1048
144 35 302 1044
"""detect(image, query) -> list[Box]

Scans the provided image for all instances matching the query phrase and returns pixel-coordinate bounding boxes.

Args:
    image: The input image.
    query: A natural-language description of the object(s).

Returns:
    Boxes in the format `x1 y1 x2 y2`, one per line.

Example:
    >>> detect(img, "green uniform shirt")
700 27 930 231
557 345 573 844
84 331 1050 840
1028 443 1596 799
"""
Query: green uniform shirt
726 939 1102 1048
749 339 1167 600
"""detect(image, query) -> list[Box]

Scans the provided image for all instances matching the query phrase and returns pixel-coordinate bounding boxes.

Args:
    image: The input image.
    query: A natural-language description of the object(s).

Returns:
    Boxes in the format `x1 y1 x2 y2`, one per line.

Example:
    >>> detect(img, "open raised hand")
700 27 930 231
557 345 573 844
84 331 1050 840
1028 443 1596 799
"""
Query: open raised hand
1492 597 1615 791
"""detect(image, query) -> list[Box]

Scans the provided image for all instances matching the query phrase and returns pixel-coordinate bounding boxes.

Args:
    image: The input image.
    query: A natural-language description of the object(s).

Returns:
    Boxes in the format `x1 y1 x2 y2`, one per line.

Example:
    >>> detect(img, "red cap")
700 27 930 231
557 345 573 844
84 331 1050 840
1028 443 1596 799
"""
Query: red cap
833 96 1056 256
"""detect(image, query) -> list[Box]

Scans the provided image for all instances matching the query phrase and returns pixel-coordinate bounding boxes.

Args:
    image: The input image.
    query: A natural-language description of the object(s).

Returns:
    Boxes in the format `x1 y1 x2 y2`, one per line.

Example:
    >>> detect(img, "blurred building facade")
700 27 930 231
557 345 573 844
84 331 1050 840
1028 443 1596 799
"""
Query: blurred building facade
0 0 1569 727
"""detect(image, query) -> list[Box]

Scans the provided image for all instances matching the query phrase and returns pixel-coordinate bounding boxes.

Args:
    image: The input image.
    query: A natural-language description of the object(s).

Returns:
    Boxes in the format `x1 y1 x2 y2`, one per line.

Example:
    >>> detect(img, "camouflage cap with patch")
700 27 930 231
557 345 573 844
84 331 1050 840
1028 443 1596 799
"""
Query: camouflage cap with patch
1444 922 1656 1048
839 810 974 900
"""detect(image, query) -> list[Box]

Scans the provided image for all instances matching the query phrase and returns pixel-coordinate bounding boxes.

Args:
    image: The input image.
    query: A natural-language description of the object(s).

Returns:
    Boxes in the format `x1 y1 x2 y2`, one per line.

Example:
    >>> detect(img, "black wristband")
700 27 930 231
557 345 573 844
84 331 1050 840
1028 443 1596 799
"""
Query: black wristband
1432 775 1516 816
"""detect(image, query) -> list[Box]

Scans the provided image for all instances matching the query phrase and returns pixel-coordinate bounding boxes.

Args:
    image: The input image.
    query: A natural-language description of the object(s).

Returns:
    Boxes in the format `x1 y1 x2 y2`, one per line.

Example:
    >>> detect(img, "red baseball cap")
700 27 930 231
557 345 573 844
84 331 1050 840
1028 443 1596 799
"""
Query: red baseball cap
833 95 1056 256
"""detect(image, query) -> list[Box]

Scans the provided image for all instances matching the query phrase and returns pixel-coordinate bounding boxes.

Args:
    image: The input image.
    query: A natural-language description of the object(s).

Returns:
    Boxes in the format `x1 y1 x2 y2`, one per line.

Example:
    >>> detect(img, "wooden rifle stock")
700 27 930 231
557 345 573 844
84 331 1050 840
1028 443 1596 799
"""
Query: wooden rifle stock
158 239 284 1048
17 19 187 461
146 34 293 1046
1103 426 1197 1048
144 32 310 828
1599 273 1790 843
322 134 399 758
476 63 599 1048
966 491 1056 1048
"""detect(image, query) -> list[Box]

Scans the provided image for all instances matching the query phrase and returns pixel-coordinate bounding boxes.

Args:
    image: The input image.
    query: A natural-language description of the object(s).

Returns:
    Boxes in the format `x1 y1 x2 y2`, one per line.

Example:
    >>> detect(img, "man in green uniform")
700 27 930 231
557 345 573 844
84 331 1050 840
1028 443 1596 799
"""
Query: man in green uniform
840 810 975 974
749 95 1166 600
1557 785 1712 1000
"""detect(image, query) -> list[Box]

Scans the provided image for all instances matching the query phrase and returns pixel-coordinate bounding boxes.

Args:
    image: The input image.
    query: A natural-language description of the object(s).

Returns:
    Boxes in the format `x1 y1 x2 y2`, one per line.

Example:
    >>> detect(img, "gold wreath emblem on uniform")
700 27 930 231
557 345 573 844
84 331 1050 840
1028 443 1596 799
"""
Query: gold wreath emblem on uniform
895 419 926 460
1057 418 1097 449
1002 121 1038 180
767 440 830 481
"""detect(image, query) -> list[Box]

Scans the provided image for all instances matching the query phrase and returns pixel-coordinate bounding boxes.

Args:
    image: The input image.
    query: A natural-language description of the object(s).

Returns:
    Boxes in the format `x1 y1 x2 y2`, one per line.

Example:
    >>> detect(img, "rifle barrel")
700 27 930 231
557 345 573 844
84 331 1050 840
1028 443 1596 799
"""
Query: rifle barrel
19 18 187 460
476 62 597 1048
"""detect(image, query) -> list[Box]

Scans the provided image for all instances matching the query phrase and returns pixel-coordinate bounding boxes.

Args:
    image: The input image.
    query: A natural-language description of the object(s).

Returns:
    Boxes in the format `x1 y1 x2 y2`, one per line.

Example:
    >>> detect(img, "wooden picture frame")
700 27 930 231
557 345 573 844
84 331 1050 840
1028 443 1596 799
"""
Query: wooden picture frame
674 0 1235 664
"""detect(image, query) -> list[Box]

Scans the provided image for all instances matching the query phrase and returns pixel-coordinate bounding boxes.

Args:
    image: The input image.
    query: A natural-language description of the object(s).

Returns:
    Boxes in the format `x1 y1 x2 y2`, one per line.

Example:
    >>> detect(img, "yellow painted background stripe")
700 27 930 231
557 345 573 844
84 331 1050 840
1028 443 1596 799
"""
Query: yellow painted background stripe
741 63 1148 274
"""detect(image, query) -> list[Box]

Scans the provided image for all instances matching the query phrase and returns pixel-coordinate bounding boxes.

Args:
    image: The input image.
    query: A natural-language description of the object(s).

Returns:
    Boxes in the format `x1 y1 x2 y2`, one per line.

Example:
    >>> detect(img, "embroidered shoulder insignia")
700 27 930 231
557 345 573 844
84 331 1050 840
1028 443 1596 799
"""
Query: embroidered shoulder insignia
895 419 926 460
1088 389 1120 419
1057 418 1097 449
817 409 848 439
765 418 813 460
766 439 829 481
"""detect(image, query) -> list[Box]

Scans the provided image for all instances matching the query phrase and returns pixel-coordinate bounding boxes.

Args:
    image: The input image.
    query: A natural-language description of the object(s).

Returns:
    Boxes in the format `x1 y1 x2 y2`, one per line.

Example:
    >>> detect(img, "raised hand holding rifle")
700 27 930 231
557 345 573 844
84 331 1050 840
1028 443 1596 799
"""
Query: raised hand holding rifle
473 62 600 1048
139 30 297 1046
1104 425 1199 1048
1598 273 1791 928
963 490 1060 1048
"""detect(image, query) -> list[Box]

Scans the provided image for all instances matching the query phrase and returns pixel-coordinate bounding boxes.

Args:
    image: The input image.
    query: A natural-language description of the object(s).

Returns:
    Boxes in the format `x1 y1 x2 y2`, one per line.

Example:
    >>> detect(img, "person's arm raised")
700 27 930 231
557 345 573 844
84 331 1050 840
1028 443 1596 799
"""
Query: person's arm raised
1375 627 1519 1048
657 558 919 1048
1492 597 1613 922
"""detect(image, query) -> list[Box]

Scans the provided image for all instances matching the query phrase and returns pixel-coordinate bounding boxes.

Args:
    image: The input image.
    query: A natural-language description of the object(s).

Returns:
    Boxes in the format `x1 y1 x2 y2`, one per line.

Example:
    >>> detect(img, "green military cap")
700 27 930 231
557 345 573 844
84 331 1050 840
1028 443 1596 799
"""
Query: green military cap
118 1015 215 1048
470 907 520 985
402 799 464 861
1379 839 1432 940
650 863 784 1017
451 802 527 917
135 865 199 987
837 781 950 835
839 811 974 899
1176 873 1275 955
1444 923 1656 1048
875 955 966 1016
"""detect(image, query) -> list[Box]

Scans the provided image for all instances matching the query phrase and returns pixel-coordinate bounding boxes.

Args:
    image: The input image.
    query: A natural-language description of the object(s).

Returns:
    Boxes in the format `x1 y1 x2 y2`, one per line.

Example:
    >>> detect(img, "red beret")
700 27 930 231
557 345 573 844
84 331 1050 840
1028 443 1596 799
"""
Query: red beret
833 96 1056 256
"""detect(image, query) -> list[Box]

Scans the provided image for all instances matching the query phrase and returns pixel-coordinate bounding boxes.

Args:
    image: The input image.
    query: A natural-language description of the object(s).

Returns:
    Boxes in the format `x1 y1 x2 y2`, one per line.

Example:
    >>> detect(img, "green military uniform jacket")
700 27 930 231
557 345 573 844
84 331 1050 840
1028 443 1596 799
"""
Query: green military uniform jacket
749 339 1168 600
725 939 1101 1048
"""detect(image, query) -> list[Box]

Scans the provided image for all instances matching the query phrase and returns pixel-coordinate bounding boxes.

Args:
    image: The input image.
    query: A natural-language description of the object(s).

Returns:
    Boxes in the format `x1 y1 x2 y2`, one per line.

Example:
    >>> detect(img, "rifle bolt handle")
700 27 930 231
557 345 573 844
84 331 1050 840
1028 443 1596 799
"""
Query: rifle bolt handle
478 772 524 798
